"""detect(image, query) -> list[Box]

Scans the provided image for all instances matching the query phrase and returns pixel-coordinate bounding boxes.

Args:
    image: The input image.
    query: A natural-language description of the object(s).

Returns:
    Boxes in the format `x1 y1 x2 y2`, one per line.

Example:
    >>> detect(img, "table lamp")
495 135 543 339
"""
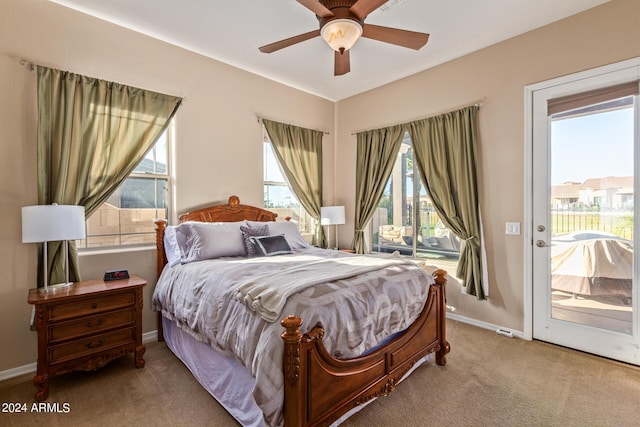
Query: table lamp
320 206 345 250
22 204 86 292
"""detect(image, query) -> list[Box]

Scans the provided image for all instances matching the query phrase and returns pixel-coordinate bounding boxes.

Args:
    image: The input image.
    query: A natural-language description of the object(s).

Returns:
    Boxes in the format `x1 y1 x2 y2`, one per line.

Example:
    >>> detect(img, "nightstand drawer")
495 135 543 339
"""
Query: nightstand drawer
49 327 136 364
48 309 136 344
48 291 135 322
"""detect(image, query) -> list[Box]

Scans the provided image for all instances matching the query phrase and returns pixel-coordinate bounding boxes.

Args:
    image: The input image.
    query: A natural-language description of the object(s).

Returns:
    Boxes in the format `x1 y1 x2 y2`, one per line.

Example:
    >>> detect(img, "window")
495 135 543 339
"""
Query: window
371 132 460 260
263 133 315 242
78 123 173 248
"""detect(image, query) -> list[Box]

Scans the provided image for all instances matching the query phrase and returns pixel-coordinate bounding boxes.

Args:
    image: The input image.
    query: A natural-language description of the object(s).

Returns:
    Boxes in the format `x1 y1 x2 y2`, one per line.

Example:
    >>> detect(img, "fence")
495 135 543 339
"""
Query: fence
552 207 633 240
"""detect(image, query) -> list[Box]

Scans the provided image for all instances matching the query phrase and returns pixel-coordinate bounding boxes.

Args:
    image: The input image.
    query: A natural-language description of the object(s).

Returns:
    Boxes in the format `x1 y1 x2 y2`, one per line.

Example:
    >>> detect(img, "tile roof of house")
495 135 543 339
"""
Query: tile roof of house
551 182 581 198
580 176 633 190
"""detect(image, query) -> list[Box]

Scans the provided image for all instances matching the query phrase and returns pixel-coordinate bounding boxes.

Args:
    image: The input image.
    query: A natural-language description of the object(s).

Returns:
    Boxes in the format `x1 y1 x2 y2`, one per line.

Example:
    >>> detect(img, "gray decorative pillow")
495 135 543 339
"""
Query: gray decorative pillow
179 221 247 263
240 224 269 257
251 234 292 257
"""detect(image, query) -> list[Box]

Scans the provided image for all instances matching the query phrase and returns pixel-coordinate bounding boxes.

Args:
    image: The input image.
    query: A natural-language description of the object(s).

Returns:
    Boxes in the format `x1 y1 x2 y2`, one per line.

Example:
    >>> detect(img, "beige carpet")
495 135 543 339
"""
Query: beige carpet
2 320 639 426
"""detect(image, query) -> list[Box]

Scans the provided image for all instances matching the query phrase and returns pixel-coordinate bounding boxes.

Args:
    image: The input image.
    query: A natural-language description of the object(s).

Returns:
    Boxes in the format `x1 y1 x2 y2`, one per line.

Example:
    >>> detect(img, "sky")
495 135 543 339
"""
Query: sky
551 105 634 185
263 142 300 207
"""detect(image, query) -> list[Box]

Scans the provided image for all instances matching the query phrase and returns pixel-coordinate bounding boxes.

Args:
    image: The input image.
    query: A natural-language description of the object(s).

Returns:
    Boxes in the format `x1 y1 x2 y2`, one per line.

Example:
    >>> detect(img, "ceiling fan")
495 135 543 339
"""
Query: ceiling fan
259 0 430 76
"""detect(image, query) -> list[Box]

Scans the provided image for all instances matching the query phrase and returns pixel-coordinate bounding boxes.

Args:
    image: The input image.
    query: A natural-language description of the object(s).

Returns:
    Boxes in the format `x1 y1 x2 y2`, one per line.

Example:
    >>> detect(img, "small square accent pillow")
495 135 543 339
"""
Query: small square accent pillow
240 224 269 257
246 220 310 249
251 234 292 257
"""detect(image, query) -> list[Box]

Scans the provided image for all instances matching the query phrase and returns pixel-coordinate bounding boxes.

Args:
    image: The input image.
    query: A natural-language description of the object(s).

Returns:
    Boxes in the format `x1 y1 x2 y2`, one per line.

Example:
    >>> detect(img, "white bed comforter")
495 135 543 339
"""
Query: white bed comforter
152 247 434 426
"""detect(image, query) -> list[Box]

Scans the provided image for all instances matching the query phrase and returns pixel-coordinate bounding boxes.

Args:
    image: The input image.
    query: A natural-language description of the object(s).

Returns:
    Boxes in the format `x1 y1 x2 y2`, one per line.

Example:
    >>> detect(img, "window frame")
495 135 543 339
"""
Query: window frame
78 120 175 251
262 130 315 238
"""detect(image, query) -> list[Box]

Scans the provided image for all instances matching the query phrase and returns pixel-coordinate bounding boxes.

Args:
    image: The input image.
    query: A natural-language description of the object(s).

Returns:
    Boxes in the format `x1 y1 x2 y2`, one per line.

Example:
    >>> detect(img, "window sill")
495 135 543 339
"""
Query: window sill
78 245 156 257
422 258 459 273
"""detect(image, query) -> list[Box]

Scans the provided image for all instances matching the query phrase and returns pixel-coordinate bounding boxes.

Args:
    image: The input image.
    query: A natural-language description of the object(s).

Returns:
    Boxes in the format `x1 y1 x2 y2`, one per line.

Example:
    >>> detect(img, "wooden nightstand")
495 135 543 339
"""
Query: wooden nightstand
27 275 147 401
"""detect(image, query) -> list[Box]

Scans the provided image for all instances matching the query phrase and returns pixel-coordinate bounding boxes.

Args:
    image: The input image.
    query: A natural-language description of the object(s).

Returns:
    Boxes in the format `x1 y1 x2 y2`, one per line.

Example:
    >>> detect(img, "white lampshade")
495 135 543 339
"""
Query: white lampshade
321 206 346 226
321 19 363 52
22 205 86 243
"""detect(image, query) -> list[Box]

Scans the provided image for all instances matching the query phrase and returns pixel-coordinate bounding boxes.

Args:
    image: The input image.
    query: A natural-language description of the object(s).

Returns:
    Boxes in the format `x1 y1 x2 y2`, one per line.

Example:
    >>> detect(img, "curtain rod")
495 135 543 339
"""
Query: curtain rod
19 59 35 71
17 58 186 102
256 115 330 135
349 101 483 135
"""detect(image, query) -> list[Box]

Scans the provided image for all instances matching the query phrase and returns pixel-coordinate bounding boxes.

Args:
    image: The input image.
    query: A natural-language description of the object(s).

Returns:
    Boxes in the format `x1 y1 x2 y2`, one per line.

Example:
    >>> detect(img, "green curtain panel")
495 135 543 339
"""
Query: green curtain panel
36 66 182 287
353 125 405 254
262 119 325 247
408 105 485 299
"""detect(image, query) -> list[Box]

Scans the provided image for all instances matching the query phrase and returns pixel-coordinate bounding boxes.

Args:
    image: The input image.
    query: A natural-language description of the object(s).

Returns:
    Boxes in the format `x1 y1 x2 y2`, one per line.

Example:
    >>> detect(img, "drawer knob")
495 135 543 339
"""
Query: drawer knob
84 319 105 328
91 303 98 309
86 339 105 349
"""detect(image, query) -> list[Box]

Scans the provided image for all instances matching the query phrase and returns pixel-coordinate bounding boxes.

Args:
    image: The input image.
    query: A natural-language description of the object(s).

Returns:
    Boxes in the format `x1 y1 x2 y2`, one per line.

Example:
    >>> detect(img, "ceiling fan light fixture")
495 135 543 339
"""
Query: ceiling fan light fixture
321 18 363 52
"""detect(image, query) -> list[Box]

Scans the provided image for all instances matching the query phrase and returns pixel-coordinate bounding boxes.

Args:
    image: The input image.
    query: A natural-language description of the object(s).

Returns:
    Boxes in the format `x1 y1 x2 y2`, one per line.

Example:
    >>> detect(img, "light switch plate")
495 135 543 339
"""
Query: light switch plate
505 222 521 235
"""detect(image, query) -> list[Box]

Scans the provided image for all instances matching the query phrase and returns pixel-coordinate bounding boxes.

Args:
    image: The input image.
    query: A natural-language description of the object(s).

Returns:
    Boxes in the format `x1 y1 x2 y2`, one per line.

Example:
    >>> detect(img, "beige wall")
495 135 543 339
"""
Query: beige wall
2 0 640 374
335 0 640 331
0 0 334 372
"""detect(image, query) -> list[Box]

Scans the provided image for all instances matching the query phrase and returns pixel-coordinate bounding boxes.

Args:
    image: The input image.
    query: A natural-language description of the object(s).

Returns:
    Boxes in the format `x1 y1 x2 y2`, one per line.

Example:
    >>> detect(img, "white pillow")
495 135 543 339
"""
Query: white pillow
248 220 310 249
174 222 194 261
163 225 182 267
180 221 247 263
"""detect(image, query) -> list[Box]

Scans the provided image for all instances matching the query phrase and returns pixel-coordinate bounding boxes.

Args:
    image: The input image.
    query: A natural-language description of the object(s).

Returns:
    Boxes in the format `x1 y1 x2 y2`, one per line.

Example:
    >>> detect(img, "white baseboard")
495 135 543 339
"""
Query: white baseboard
142 330 158 342
0 330 159 382
0 362 37 382
446 312 526 340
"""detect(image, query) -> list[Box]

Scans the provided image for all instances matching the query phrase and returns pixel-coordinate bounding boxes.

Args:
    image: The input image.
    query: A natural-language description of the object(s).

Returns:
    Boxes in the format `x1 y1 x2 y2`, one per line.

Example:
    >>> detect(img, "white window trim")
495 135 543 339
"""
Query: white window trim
79 120 175 252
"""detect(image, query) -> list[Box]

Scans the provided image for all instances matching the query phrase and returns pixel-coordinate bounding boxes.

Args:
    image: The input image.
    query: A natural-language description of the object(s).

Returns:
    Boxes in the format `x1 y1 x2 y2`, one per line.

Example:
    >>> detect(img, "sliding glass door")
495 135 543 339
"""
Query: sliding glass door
371 133 460 262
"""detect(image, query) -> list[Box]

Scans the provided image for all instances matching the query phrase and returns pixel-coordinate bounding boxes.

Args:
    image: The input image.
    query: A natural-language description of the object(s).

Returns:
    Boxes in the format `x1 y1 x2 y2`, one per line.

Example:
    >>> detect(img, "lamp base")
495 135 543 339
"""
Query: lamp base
38 282 74 293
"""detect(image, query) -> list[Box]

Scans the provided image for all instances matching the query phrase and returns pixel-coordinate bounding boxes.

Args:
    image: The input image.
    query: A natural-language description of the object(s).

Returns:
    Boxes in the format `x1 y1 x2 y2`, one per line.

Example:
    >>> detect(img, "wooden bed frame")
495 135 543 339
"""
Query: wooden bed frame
154 195 450 427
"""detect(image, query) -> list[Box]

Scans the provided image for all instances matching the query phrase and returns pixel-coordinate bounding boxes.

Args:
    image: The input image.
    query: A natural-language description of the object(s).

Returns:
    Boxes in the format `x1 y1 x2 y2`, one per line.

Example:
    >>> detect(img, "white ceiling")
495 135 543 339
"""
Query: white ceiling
50 0 610 101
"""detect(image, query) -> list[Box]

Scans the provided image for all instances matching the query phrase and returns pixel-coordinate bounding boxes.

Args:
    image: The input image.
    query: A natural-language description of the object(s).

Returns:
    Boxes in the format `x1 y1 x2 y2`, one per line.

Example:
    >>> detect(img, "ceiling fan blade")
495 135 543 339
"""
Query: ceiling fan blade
297 0 334 18
349 0 388 20
362 24 429 50
334 49 350 76
259 30 320 53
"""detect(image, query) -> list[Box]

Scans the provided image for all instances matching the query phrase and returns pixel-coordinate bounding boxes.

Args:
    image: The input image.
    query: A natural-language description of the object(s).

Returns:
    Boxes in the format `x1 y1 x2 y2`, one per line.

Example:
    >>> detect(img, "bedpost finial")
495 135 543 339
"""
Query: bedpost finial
281 315 303 342
281 315 303 330
433 269 447 286
228 195 240 208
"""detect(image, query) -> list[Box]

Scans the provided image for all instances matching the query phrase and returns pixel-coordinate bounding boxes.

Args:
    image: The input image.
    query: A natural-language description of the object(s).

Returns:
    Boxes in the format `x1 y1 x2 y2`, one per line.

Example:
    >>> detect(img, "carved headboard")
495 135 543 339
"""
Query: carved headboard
178 195 278 223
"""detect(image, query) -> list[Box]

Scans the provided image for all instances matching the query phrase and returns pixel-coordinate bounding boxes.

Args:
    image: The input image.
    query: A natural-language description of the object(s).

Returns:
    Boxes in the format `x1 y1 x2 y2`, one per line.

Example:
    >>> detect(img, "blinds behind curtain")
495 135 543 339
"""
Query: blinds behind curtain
547 81 639 116
36 66 182 287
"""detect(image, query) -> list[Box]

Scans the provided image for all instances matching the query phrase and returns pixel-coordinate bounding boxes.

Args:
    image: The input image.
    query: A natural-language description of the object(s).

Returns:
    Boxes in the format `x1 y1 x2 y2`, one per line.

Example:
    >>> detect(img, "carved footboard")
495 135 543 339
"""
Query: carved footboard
281 270 449 427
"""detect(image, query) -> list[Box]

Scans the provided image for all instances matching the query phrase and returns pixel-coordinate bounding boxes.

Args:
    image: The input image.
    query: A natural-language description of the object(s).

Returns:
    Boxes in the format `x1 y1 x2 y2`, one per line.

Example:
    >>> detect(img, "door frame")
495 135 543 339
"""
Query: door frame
524 57 640 341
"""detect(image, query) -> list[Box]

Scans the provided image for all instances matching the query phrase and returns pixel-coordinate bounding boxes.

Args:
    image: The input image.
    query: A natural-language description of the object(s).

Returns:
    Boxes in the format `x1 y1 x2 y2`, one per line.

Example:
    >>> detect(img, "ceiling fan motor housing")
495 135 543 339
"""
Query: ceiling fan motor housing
317 0 365 29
